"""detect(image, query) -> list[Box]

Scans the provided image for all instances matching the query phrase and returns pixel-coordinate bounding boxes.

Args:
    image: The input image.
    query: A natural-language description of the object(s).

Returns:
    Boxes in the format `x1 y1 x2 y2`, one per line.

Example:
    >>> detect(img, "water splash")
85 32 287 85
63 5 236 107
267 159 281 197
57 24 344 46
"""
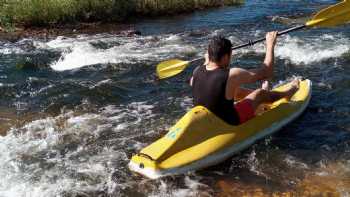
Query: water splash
36 34 197 71
245 33 350 65
0 102 156 197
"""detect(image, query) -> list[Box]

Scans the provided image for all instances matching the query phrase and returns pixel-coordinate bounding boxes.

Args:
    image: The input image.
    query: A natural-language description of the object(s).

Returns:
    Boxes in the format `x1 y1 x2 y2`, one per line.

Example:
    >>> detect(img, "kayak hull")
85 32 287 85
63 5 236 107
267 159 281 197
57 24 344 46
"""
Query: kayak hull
129 80 312 179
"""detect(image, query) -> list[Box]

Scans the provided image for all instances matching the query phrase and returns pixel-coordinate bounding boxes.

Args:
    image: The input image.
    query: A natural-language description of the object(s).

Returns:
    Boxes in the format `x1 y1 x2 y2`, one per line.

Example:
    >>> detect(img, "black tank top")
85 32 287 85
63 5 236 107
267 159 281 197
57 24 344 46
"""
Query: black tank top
192 65 239 125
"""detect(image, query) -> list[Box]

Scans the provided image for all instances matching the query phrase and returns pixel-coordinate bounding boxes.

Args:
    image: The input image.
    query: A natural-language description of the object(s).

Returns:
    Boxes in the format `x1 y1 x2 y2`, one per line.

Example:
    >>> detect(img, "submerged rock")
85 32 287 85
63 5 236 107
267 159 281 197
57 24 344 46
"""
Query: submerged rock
16 59 39 70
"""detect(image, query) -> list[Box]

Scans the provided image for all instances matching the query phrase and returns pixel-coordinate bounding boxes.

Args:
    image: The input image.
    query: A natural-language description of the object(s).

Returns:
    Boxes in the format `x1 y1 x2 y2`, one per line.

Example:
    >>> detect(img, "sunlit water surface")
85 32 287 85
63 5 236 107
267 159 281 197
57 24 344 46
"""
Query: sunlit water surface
0 0 350 196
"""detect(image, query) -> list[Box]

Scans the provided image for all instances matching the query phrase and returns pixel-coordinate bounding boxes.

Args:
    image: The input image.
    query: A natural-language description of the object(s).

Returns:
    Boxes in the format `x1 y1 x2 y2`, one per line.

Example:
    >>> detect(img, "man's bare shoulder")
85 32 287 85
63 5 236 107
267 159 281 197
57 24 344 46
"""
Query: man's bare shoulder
229 67 244 78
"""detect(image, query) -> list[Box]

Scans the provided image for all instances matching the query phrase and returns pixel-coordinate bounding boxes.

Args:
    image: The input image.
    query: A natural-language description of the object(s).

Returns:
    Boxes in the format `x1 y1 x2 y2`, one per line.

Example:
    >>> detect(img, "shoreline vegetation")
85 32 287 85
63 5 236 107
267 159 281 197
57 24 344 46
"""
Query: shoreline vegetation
0 0 244 34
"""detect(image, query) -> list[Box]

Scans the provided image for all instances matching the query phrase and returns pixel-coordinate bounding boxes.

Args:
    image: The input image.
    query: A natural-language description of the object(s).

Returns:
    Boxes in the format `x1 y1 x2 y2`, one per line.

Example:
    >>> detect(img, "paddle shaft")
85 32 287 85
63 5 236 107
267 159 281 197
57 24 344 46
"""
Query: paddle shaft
232 25 306 50
189 24 307 64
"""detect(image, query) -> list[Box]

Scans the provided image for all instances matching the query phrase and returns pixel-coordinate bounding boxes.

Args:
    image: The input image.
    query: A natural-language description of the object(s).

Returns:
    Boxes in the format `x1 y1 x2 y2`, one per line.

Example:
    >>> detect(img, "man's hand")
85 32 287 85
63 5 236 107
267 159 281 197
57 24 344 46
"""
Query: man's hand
204 52 209 66
266 31 278 48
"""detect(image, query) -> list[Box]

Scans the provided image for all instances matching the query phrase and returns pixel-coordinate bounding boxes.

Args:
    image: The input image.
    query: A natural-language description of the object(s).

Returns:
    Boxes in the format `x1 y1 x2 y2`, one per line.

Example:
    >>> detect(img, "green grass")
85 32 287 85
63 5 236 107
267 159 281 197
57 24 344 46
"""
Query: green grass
0 0 135 27
0 0 244 28
136 0 244 15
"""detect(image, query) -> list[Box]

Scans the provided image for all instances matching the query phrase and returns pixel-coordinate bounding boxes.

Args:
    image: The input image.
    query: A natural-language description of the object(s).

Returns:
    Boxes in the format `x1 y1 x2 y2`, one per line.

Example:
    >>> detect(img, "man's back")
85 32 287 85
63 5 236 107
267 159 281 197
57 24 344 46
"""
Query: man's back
192 65 240 125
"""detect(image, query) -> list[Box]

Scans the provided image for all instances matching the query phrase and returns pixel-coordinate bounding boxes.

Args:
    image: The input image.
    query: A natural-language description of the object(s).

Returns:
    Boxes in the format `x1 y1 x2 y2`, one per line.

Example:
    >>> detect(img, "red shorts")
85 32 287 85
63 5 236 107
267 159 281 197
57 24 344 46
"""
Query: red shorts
234 99 255 124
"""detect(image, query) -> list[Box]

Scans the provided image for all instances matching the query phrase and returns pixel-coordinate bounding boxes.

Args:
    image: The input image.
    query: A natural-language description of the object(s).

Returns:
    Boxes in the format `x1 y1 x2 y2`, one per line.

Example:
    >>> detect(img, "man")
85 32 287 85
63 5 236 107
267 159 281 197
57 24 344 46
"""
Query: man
190 31 299 125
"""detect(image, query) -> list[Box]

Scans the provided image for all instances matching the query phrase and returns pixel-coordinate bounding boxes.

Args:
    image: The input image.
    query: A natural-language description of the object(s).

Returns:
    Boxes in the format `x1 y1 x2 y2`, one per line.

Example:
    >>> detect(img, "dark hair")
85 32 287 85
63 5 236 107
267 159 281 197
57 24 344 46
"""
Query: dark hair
208 36 232 63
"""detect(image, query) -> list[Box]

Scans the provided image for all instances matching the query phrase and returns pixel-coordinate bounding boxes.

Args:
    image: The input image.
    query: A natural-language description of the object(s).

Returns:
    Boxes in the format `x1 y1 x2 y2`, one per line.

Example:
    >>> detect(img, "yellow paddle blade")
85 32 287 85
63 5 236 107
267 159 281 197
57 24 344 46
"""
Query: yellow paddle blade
156 59 190 79
306 0 350 27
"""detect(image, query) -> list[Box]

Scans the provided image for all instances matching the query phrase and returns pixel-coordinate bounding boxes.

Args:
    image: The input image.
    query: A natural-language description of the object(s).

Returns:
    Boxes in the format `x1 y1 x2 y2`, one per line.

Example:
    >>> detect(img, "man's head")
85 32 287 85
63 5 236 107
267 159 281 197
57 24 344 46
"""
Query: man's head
208 36 232 68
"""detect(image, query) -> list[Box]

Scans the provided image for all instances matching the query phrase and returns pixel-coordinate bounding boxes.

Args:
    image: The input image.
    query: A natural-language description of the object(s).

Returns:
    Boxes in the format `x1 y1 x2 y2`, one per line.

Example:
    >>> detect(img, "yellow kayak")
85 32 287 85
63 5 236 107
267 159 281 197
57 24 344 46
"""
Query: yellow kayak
129 79 312 179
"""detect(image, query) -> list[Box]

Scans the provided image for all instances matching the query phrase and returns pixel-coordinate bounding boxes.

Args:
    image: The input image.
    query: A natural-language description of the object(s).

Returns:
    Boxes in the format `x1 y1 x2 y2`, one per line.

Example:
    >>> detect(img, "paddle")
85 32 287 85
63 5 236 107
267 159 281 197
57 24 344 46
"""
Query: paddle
156 0 350 79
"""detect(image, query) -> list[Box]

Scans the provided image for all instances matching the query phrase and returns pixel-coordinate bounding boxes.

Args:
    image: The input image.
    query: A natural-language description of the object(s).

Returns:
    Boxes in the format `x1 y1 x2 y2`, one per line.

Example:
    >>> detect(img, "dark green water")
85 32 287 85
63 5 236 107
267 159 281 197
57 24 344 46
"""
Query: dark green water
0 0 350 196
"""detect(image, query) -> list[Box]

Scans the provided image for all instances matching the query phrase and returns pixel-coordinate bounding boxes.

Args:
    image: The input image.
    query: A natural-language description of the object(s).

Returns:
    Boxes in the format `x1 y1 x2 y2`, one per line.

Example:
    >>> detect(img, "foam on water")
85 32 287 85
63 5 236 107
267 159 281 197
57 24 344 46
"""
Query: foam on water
241 33 350 65
149 176 211 197
0 101 156 197
35 34 197 71
0 43 25 55
0 39 38 55
284 155 309 170
47 31 350 72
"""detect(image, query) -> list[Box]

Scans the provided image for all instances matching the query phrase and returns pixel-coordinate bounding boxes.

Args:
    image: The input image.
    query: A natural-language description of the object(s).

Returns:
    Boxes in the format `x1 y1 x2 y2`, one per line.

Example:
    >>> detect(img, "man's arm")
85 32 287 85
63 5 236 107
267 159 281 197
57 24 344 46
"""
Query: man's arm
262 31 277 79
248 31 278 81
225 31 278 99
226 67 263 100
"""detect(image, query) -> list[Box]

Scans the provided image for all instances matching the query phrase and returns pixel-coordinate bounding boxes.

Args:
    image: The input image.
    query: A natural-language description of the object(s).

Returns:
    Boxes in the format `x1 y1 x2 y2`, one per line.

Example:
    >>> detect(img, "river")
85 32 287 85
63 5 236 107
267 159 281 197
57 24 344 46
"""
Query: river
0 0 350 196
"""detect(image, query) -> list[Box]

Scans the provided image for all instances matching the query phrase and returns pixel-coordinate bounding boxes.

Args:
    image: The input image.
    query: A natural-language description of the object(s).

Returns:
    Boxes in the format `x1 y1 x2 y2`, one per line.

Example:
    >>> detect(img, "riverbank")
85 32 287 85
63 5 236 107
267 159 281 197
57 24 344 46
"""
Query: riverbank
0 0 243 41
0 23 142 42
0 0 244 32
